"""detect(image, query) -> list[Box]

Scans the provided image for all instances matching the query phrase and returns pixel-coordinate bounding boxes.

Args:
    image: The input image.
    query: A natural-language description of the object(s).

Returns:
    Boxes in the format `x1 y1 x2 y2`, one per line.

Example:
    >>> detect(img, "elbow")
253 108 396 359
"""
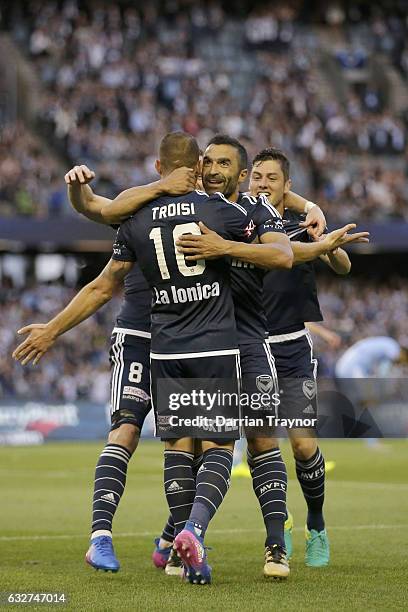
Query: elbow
337 259 351 275
266 250 293 270
100 205 116 225
92 282 114 303
338 265 351 276
278 249 294 270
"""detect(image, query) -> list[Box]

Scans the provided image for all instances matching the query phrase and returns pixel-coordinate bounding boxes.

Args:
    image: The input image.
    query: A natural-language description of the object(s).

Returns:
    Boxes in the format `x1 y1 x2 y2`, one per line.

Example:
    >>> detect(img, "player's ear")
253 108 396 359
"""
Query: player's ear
284 178 292 194
155 159 161 175
238 168 248 185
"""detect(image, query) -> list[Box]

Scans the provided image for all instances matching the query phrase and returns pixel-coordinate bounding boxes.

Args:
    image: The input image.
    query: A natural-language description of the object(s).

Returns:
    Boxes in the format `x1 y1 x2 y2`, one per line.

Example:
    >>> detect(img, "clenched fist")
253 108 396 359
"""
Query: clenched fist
64 165 95 185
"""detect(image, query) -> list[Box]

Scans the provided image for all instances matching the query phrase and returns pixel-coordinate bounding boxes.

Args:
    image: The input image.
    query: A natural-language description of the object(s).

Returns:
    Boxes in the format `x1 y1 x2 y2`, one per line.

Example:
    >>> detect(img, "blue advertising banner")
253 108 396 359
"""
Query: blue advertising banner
0 401 156 446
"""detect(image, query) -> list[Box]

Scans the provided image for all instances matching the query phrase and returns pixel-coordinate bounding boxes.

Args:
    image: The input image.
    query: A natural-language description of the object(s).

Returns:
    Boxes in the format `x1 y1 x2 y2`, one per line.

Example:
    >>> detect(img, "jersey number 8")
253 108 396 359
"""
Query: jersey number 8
129 362 143 384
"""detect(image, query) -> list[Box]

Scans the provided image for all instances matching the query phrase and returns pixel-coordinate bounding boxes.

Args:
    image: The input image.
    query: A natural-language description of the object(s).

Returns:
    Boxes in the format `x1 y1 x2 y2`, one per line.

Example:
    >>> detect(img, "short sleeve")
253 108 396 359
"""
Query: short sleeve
112 221 137 262
253 195 286 238
209 193 257 243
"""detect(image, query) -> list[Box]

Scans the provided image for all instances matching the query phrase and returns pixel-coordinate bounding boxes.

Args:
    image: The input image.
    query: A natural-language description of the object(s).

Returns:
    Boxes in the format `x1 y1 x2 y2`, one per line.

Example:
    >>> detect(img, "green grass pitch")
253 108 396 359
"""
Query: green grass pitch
1 440 407 611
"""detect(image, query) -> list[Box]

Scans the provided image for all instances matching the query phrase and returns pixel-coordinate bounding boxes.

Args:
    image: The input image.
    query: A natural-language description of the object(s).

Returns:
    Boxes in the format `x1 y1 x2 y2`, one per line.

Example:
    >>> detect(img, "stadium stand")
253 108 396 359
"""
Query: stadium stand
0 0 406 221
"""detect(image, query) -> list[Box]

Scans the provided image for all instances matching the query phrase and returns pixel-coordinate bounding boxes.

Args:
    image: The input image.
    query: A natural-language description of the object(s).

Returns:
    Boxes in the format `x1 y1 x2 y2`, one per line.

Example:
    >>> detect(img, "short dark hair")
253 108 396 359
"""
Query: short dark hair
159 131 200 173
206 134 248 171
252 148 290 181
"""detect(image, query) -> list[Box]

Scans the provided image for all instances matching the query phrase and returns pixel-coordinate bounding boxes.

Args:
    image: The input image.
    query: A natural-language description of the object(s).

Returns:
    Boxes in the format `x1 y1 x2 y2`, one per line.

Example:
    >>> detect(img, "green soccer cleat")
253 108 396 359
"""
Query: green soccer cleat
284 511 293 560
305 527 330 567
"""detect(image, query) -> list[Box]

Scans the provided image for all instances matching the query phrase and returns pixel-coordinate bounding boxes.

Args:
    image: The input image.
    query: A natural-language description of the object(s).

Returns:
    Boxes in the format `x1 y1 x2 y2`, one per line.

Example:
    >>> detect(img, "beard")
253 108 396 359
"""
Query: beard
204 176 238 197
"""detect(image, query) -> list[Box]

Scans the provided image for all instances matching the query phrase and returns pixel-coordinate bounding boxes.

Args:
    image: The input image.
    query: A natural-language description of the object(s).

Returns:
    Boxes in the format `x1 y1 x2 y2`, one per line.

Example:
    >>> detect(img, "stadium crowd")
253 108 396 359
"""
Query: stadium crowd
0 281 119 402
0 0 406 221
2 276 408 402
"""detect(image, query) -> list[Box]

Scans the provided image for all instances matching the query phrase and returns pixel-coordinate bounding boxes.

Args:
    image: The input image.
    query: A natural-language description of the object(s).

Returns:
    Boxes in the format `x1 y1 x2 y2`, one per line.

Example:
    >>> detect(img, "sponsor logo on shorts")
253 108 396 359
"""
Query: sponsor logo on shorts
256 375 274 394
303 404 315 414
302 379 316 400
123 386 150 402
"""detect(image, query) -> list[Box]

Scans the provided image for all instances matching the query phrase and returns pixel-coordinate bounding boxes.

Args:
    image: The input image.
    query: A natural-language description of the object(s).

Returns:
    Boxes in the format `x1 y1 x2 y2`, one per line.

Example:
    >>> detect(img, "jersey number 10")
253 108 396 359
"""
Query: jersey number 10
149 222 206 280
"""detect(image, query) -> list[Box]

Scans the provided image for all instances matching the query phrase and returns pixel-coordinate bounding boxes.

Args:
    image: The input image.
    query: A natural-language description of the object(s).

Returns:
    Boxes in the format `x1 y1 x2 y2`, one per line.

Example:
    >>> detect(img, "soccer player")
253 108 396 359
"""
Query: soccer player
176 146 368 570
249 147 369 566
335 335 408 448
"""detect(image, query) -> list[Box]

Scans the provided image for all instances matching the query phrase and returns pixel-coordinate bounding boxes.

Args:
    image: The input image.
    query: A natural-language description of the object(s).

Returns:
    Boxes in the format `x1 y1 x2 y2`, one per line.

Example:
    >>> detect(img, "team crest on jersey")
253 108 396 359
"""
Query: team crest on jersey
244 219 256 237
302 379 316 400
256 375 274 394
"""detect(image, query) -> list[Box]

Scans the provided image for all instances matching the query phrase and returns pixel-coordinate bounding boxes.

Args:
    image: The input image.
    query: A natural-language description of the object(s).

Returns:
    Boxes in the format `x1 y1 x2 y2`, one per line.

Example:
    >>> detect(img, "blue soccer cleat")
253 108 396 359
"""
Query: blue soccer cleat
85 535 120 572
305 527 330 567
174 525 211 585
152 537 172 569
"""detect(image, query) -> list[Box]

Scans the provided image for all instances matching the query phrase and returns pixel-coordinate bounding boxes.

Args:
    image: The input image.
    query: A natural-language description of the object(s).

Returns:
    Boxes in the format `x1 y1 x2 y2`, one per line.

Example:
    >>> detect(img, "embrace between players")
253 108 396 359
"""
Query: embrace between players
13 132 369 584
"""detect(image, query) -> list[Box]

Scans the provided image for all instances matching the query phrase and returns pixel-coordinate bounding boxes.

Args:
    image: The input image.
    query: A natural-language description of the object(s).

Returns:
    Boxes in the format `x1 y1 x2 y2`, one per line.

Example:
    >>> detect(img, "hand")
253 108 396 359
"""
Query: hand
322 224 370 252
12 324 57 366
176 221 228 260
319 328 342 349
64 165 95 185
299 206 326 239
159 166 197 195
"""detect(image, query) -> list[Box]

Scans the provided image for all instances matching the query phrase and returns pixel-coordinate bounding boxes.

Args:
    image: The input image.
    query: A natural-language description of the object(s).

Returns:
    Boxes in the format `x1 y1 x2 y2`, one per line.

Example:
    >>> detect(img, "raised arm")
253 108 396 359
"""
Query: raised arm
65 165 197 225
65 165 113 224
12 259 133 365
100 167 198 224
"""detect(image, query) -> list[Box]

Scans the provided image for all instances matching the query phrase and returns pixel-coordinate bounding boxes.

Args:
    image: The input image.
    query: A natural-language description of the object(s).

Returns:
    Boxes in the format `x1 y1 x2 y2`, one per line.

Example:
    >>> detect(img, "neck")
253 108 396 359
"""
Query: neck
274 198 285 215
226 186 240 203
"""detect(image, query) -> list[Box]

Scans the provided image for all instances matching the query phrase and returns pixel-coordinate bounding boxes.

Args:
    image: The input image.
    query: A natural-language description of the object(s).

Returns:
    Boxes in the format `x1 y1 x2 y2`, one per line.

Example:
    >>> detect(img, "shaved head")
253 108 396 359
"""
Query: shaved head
159 131 200 174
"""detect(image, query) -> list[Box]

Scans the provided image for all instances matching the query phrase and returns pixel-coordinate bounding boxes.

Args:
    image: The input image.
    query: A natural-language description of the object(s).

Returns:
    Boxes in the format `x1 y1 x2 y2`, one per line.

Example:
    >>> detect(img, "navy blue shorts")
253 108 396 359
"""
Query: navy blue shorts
150 349 241 440
239 340 279 422
267 329 318 424
109 328 151 432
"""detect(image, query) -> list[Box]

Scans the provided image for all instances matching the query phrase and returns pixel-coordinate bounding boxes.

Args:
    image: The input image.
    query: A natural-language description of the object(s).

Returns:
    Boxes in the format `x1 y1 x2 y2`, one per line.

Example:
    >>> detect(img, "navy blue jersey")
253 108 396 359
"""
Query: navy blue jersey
109 225 151 332
231 193 286 344
263 209 323 335
112 190 256 354
115 264 151 332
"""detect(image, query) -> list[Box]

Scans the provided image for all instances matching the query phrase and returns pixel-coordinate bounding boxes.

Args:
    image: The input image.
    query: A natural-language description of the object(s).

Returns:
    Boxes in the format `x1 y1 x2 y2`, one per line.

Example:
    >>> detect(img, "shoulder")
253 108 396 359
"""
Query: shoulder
209 192 249 217
257 194 282 219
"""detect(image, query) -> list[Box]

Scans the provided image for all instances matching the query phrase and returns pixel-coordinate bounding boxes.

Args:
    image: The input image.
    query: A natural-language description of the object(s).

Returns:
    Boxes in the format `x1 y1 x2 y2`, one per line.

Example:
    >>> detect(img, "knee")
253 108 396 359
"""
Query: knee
247 437 279 456
108 423 140 454
291 437 317 461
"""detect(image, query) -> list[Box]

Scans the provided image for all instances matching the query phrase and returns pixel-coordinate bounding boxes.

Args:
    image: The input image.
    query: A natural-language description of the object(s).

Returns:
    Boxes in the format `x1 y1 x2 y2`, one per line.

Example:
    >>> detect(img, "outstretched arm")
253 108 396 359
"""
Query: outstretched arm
291 224 369 268
12 259 133 365
176 222 293 269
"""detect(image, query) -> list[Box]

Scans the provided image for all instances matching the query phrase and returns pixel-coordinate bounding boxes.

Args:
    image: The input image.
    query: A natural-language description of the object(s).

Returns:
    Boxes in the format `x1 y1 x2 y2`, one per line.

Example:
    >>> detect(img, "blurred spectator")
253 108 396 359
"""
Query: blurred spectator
0 122 69 218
